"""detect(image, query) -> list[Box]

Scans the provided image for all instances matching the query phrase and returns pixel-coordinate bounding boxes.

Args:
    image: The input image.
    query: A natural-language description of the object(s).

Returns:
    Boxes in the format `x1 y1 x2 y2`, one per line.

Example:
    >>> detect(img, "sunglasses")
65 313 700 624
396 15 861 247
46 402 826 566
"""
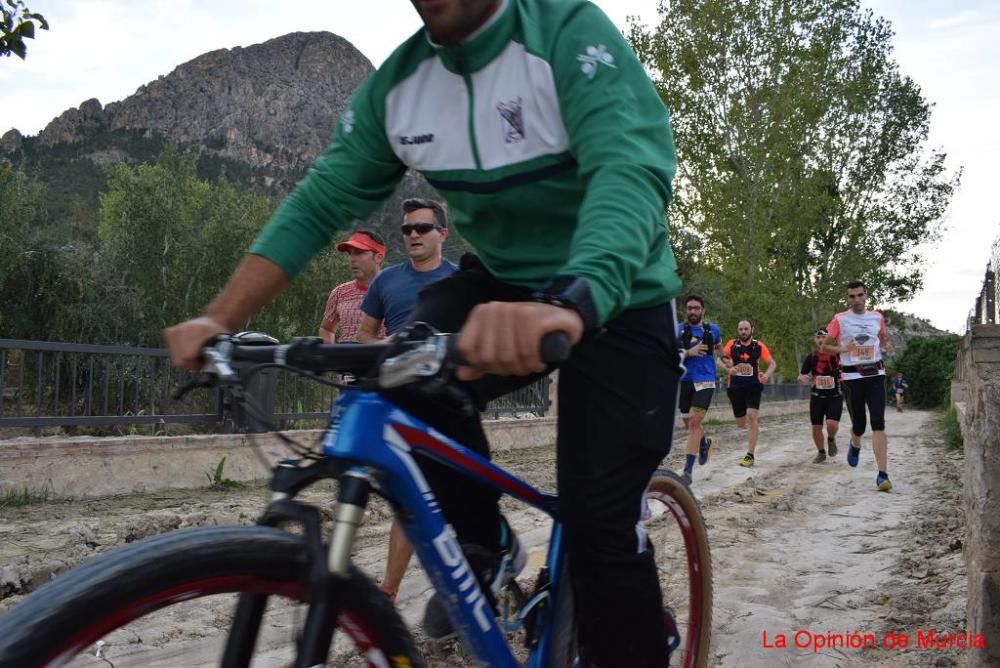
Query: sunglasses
401 223 440 236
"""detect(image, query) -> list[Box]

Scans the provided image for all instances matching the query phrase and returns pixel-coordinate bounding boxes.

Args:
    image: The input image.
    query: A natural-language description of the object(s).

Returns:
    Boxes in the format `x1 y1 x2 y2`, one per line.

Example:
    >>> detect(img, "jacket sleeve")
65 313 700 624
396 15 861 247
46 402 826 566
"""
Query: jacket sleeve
550 3 678 323
249 74 406 279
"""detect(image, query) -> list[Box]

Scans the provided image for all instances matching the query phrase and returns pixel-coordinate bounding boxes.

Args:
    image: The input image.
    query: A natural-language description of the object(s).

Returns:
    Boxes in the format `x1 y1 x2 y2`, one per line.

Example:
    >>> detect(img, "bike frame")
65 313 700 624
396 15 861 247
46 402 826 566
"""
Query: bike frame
322 388 569 667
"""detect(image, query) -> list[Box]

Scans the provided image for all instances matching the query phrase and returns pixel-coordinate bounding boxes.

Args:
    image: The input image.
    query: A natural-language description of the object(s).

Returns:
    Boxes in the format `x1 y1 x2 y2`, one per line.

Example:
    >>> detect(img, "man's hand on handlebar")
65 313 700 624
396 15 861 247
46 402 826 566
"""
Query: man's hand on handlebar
456 302 583 382
163 316 230 370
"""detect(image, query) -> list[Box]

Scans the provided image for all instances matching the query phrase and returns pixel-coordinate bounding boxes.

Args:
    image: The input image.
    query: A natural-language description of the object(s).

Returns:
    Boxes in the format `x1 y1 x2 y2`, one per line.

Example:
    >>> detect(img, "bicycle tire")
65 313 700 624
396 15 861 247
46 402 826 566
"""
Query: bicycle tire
0 526 425 667
644 469 713 668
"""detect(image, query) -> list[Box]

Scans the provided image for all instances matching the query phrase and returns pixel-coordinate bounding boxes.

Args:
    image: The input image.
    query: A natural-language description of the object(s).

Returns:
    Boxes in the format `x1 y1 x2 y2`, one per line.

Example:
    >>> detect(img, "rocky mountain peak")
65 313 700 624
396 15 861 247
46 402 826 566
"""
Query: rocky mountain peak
20 31 374 185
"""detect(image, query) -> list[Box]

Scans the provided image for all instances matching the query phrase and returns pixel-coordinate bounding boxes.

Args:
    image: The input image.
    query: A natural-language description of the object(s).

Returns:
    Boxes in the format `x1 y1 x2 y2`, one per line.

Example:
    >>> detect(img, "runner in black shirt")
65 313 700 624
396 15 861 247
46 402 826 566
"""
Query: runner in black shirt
799 328 843 463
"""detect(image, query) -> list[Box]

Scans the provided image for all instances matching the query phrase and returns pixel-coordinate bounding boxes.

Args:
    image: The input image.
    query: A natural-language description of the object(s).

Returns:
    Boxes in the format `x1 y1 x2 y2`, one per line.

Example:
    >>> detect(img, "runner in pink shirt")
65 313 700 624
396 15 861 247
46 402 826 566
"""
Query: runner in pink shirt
822 280 896 491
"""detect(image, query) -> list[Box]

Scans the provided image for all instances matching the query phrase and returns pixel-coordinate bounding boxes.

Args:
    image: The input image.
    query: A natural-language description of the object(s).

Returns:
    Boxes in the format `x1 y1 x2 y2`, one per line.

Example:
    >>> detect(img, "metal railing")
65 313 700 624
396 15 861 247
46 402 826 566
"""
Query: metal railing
762 383 812 402
0 339 551 432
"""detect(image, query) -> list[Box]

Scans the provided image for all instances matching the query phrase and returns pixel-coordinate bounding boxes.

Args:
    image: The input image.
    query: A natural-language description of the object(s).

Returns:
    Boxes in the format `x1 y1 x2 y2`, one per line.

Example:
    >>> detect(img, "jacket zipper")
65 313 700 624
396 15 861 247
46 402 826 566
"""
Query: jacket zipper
455 50 483 170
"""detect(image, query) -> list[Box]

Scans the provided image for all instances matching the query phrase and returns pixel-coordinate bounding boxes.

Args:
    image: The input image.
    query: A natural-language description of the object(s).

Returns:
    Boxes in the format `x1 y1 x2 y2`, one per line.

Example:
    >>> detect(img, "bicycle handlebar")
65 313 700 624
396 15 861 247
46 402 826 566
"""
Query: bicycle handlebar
189 327 571 393
222 331 570 371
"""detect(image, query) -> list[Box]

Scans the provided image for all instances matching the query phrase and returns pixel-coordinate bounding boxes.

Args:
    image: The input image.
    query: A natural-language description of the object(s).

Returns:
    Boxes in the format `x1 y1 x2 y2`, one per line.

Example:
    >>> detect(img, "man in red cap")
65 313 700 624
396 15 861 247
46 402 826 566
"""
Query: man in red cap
318 229 386 343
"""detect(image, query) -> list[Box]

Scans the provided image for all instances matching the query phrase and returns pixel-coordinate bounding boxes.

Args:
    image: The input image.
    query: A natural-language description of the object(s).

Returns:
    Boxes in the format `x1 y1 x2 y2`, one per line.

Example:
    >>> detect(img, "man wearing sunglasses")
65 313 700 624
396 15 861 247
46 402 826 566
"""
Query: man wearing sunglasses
356 198 458 604
357 198 458 344
164 0 681 663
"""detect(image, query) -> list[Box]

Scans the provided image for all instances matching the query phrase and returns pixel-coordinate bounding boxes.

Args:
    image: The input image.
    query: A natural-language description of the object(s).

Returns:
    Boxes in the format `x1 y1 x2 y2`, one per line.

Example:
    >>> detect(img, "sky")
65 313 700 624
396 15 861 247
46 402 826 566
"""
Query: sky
1 0 997 333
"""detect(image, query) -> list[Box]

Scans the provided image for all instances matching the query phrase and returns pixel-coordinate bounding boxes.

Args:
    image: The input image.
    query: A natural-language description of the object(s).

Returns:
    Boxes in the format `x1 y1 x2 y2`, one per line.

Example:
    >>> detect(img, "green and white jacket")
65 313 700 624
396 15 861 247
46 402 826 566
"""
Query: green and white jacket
251 0 681 325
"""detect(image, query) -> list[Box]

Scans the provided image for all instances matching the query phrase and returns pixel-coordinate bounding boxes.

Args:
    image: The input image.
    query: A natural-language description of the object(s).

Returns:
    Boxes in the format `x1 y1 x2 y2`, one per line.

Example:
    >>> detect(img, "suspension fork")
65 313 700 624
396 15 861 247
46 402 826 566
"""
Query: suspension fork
294 470 372 667
221 463 371 668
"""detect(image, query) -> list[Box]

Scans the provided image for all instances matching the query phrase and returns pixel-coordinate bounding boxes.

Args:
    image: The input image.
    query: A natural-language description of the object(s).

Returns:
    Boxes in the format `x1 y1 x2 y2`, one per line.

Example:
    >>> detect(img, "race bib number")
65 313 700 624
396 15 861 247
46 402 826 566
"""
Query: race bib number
815 375 835 390
694 381 715 392
855 345 875 362
735 363 754 377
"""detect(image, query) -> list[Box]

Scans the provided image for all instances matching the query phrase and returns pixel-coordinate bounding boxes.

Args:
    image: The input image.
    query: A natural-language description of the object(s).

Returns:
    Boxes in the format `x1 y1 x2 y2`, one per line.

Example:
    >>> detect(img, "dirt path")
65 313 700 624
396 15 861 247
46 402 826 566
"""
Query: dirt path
0 408 968 666
688 409 967 667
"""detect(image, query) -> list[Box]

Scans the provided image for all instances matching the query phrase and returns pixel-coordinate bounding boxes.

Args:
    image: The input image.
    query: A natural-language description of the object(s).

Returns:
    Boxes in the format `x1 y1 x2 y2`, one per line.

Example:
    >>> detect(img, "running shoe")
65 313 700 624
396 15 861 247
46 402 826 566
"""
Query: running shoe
698 436 715 466
847 442 861 467
664 608 681 655
827 438 838 457
739 453 755 468
681 471 693 485
813 450 827 464
876 472 892 492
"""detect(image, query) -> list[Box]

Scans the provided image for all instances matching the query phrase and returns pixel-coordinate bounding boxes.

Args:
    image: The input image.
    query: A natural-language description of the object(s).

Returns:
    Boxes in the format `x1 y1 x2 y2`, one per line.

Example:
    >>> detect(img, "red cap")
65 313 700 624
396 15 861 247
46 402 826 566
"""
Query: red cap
336 232 385 255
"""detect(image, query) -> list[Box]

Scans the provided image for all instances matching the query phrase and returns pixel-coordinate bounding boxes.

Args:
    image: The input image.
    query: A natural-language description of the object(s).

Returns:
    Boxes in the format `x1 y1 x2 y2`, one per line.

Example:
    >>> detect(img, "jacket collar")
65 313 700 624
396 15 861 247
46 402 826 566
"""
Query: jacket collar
428 0 515 74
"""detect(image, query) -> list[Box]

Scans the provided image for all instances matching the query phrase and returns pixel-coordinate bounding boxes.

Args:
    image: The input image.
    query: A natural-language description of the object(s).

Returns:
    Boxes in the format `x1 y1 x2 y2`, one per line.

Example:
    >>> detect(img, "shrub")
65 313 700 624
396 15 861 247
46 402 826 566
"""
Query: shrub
888 335 960 408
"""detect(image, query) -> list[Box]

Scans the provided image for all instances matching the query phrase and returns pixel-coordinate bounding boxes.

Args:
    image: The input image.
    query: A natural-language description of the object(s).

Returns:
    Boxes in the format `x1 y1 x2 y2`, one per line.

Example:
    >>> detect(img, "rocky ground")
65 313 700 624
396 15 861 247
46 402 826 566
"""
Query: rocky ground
0 408 970 666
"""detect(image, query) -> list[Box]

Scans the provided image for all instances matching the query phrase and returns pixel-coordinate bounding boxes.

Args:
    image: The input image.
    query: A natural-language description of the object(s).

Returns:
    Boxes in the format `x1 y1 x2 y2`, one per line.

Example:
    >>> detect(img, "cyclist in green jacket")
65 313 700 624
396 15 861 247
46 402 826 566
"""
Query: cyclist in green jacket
165 1 683 664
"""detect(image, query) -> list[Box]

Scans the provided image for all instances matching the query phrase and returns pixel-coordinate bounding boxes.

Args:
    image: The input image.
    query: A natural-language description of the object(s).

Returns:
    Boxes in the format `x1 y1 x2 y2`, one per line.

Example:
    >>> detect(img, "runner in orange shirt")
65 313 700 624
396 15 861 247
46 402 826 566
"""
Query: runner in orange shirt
722 320 777 468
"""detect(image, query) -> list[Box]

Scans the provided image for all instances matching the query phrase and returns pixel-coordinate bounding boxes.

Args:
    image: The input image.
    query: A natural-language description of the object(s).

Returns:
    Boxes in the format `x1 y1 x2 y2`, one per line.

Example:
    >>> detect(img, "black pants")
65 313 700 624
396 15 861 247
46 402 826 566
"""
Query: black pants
383 255 680 666
842 375 886 435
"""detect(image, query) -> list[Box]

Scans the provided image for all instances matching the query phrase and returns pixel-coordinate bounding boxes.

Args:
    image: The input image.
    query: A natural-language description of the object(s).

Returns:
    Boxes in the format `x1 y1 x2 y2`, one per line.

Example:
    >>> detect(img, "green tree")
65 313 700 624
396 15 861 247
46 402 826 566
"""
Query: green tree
1 1 48 59
629 0 960 374
97 146 352 345
888 335 959 408
0 165 93 341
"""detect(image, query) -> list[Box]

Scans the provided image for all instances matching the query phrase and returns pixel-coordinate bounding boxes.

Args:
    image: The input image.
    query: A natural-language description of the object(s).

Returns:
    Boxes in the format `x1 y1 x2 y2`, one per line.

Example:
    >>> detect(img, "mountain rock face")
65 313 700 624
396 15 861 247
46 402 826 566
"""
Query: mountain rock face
0 128 23 153
21 31 374 186
37 98 107 147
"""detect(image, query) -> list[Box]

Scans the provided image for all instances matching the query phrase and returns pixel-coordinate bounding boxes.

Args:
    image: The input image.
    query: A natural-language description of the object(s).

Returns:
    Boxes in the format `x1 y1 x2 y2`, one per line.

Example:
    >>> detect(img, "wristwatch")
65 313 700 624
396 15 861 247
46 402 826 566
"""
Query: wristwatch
532 275 599 333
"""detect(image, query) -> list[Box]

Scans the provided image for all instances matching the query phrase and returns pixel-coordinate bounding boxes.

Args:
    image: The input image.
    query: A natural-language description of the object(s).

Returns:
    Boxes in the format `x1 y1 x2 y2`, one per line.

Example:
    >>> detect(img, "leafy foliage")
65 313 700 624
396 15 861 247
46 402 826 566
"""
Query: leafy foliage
631 0 960 374
2 140 470 347
0 164 93 340
206 457 243 491
96 147 360 344
888 335 960 408
938 405 964 450
1 1 48 60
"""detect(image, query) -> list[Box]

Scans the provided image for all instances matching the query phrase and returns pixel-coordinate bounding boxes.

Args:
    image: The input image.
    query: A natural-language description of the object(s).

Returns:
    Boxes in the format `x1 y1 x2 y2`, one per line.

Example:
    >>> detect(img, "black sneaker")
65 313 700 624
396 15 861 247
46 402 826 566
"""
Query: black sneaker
813 450 827 464
422 518 525 640
827 438 838 457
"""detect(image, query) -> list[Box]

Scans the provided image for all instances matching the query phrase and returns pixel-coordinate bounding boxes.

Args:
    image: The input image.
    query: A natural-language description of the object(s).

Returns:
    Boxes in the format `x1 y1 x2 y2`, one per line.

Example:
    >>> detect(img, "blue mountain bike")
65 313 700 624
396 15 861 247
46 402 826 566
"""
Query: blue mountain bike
0 330 712 667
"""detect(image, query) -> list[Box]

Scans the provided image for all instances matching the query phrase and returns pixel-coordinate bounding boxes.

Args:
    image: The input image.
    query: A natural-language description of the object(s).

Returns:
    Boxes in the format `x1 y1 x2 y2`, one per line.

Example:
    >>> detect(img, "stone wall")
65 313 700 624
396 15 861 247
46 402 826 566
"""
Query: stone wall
953 324 1000 666
0 392 809 500
0 417 557 499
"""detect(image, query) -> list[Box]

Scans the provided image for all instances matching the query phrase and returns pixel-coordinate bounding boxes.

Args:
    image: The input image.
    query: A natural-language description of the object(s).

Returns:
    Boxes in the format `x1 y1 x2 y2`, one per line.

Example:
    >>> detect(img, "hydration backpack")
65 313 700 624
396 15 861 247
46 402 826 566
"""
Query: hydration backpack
680 322 716 350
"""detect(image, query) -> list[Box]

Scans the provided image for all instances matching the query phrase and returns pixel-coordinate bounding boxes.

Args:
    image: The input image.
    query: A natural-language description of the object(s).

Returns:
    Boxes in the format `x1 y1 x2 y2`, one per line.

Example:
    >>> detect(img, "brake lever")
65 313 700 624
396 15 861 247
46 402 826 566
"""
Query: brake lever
171 336 239 400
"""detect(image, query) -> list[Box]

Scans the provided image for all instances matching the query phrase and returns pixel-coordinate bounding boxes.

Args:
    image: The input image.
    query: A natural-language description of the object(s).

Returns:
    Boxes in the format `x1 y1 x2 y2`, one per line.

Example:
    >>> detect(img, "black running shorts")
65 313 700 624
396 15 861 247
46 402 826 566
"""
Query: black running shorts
809 393 843 426
726 385 762 418
679 381 715 416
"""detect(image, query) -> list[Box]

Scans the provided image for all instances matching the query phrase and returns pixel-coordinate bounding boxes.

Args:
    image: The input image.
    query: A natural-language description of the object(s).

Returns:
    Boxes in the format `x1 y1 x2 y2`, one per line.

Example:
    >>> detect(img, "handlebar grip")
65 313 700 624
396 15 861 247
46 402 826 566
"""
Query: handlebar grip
446 331 573 367
539 331 572 365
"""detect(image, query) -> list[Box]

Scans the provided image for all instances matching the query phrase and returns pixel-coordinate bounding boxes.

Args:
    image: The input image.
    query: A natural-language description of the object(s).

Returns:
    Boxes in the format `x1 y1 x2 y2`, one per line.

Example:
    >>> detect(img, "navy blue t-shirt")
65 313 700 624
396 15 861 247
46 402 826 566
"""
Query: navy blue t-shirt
361 260 458 334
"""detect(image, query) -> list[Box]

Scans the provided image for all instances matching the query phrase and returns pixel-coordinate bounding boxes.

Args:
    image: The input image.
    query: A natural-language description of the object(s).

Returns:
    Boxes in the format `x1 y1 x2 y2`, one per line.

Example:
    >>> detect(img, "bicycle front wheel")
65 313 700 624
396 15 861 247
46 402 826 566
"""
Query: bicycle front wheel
643 469 713 668
0 526 424 667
